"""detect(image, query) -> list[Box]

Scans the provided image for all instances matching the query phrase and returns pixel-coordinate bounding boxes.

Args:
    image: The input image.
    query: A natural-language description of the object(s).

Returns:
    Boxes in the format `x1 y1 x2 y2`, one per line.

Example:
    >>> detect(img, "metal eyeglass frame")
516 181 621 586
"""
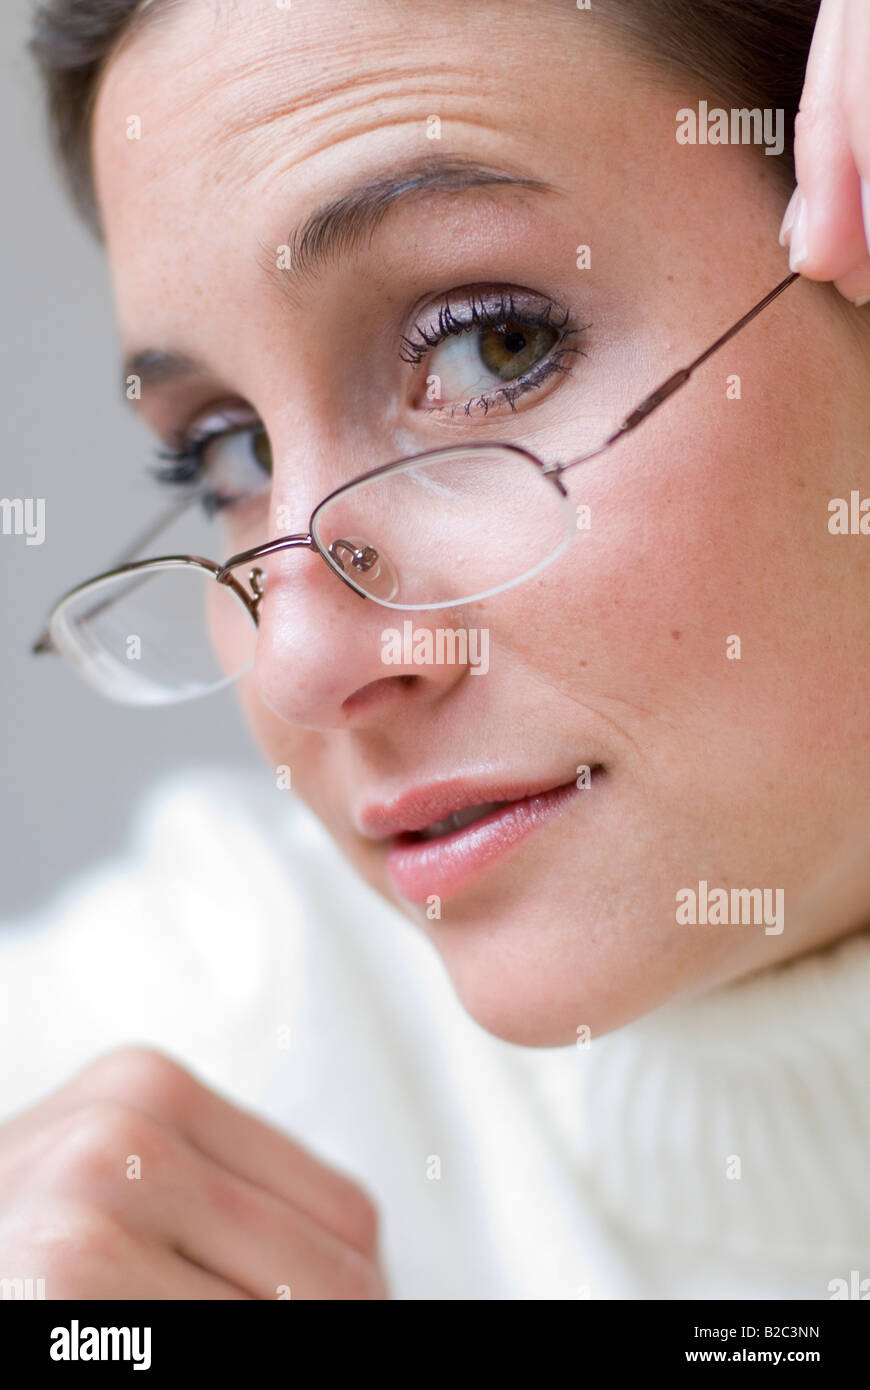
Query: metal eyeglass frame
32 271 798 656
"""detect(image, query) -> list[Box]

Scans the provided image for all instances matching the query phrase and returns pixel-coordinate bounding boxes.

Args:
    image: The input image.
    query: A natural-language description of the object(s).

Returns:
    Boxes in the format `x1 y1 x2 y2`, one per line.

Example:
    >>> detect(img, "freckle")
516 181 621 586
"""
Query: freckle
666 274 674 283
578 659 587 667
671 629 681 640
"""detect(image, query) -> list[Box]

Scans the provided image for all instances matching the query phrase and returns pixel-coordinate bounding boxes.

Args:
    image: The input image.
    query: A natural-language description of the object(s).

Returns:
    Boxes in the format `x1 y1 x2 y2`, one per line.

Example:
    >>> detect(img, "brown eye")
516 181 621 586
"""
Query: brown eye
408 293 576 412
252 425 272 474
478 321 559 381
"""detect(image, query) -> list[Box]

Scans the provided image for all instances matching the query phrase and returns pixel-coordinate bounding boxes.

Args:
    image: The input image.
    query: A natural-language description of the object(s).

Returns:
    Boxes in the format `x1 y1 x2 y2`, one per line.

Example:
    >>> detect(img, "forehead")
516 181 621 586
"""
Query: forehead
94 0 591 193
91 0 628 233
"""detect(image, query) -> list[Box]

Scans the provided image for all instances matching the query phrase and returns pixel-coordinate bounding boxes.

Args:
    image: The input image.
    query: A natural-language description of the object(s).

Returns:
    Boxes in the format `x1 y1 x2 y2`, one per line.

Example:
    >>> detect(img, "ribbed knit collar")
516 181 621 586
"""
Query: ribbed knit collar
539 929 870 1268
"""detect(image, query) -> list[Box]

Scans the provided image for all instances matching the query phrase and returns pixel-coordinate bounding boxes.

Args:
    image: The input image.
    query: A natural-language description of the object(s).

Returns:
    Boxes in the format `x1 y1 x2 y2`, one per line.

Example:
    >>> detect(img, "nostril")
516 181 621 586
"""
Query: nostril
342 674 417 716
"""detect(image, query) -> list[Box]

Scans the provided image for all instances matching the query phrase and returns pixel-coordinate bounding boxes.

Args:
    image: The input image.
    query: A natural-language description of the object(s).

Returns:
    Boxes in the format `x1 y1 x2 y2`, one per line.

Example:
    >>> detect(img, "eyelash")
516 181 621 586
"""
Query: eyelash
149 291 588 496
150 424 244 513
400 289 587 415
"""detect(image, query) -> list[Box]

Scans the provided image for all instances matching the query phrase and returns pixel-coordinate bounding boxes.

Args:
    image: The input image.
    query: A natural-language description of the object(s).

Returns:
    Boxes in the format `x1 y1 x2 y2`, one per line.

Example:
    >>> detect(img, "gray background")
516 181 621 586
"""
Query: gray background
1 2 258 917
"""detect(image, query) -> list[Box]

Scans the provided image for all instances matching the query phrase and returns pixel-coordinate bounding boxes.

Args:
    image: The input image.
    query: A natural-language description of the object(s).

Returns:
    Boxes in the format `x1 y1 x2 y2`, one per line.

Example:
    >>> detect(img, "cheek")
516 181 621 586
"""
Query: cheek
481 357 863 792
235 671 319 782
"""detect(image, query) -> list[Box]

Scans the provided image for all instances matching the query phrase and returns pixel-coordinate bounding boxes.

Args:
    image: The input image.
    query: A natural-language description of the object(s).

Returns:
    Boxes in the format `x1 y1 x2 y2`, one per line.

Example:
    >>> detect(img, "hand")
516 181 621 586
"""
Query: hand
0 1046 387 1299
779 0 870 304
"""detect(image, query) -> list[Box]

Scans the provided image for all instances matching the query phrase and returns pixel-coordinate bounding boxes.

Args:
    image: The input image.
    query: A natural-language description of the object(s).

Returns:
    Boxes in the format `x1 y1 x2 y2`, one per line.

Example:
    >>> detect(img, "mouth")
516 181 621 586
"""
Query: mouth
412 800 517 841
360 771 602 903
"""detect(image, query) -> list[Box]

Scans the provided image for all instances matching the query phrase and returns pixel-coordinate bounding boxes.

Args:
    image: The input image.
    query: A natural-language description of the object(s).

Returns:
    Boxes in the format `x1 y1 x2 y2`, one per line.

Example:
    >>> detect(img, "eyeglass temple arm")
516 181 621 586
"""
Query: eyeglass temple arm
556 271 799 474
31 491 203 655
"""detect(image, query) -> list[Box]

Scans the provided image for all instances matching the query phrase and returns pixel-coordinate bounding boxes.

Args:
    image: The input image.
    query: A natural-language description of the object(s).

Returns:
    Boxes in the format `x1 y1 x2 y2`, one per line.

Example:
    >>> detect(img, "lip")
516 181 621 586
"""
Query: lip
357 773 585 839
358 773 596 903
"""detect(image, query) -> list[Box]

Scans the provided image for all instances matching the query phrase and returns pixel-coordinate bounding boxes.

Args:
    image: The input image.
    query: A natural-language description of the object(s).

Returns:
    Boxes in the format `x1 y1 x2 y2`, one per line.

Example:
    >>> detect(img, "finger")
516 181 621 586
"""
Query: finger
166 1159 386 1300
36 1104 384 1301
843 0 870 252
14 1193 253 1300
786 0 868 282
23 1047 378 1257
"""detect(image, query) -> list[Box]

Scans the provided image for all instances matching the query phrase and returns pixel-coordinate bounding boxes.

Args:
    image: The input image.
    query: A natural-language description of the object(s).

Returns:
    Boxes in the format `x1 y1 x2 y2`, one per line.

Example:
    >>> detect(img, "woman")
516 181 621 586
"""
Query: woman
1 0 868 1299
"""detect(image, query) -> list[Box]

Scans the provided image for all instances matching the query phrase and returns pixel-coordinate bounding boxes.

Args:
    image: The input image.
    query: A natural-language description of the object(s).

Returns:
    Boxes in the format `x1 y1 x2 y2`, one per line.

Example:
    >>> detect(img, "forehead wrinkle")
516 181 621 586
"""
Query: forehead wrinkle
174 4 532 146
123 8 541 199
99 6 570 231
210 53 490 150
194 63 513 203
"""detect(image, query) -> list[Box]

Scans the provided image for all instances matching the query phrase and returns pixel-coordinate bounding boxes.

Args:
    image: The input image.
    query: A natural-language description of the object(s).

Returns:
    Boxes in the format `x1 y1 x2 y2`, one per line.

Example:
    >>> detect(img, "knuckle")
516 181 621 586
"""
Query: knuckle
49 1102 159 1189
74 1045 194 1119
204 1173 257 1227
34 1199 132 1284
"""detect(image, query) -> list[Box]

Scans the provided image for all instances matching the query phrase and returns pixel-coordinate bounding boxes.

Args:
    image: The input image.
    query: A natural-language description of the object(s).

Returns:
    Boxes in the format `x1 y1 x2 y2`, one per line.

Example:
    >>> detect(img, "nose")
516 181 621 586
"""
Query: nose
249 538 471 730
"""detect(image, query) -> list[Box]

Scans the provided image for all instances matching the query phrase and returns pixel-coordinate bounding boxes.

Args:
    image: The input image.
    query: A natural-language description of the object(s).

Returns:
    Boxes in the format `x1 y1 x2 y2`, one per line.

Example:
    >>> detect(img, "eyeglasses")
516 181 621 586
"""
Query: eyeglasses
32 272 798 706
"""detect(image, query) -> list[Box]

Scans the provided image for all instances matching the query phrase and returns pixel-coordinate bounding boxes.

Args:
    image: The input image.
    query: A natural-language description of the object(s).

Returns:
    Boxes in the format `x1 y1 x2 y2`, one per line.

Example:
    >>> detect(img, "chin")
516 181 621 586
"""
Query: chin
425 886 725 1047
423 911 627 1049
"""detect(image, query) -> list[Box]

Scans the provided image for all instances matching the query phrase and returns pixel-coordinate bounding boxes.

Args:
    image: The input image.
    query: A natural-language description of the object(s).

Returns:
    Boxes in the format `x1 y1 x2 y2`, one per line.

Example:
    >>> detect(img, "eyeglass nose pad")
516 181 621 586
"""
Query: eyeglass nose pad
248 566 267 614
329 536 399 602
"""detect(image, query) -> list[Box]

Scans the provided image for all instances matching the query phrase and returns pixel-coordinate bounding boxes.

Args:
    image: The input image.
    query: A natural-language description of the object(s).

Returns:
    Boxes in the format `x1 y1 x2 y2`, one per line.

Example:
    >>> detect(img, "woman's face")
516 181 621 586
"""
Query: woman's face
91 0 870 1045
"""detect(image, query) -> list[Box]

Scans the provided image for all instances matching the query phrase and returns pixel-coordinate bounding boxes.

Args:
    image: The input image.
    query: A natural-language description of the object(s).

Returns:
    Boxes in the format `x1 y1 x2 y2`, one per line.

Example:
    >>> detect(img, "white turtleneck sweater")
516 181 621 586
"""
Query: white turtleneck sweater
1 765 868 1300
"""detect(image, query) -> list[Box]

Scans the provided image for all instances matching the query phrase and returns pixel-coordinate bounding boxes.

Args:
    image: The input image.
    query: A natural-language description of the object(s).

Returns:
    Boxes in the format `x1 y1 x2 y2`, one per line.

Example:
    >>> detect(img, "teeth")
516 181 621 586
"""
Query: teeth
417 801 506 841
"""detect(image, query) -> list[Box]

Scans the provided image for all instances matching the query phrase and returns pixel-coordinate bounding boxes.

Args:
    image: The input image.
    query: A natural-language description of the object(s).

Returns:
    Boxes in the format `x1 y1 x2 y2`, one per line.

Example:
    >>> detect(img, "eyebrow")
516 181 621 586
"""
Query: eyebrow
122 156 559 394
